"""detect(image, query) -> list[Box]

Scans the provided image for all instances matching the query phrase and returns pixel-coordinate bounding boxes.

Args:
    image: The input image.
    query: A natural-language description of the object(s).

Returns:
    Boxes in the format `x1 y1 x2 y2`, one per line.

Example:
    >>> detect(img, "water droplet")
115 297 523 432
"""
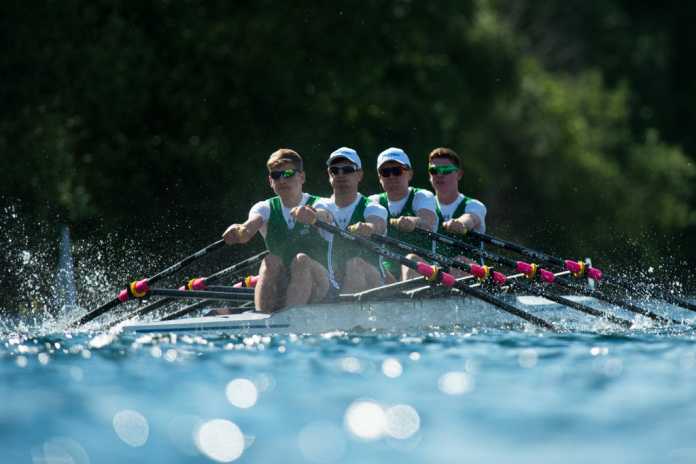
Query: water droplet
438 371 474 395
344 400 386 440
195 419 245 462
385 404 420 439
382 358 403 378
226 378 258 409
113 410 149 447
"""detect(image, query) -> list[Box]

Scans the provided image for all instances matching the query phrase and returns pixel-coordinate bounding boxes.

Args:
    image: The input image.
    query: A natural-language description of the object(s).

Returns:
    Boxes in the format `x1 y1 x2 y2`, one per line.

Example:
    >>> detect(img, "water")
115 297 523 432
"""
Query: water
3 216 695 463
2 318 696 464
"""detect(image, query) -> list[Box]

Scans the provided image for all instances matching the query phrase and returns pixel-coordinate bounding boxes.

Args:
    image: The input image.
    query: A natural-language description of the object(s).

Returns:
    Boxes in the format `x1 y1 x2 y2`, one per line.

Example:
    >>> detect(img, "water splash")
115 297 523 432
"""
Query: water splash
1 206 172 335
55 224 78 318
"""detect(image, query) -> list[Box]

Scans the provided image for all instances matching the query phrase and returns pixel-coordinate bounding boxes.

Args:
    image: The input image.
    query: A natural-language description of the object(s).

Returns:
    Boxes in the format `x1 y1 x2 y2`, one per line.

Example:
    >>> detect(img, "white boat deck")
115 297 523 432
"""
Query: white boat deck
120 293 621 335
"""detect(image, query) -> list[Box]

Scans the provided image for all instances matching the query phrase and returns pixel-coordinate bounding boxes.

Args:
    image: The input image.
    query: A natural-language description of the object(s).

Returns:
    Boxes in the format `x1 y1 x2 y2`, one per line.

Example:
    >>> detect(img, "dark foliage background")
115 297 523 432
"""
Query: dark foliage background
2 0 695 311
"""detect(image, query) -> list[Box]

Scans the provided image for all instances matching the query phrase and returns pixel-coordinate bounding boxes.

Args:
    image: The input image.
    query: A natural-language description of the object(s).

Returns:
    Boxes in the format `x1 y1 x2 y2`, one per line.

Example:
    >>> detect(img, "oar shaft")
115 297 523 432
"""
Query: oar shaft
460 285 556 330
468 230 561 266
417 229 553 282
553 276 678 325
160 300 212 321
148 288 254 301
106 250 268 327
474 230 696 313
662 293 696 312
314 220 455 285
148 240 225 282
419 228 681 326
75 298 121 325
462 230 603 281
511 280 632 329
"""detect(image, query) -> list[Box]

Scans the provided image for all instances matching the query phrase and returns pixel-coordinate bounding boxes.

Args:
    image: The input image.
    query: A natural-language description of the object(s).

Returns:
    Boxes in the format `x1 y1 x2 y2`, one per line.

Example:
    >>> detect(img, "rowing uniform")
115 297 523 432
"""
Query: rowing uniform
313 194 388 287
435 194 487 258
368 187 437 274
249 193 329 268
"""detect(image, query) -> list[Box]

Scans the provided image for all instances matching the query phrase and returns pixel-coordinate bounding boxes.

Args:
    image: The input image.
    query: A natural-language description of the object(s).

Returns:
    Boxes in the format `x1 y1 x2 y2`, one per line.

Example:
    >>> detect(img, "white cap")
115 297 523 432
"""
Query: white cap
377 147 411 169
327 147 362 169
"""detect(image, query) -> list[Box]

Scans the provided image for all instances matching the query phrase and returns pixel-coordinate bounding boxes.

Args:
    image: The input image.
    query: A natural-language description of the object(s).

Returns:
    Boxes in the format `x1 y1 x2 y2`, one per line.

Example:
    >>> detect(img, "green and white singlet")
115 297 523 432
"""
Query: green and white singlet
263 195 328 268
373 187 436 273
314 194 387 287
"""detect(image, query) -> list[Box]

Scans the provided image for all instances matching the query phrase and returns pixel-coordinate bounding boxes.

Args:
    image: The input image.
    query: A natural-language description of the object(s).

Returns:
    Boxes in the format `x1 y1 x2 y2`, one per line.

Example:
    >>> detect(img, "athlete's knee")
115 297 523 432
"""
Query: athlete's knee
290 253 316 274
346 257 367 272
405 253 420 261
262 254 284 274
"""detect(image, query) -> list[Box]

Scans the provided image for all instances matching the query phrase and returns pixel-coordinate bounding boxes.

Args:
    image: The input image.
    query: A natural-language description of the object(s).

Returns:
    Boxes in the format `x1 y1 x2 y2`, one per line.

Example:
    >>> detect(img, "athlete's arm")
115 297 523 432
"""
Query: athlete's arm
445 200 486 234
443 214 479 235
394 191 437 232
292 205 334 225
222 214 265 244
351 215 386 236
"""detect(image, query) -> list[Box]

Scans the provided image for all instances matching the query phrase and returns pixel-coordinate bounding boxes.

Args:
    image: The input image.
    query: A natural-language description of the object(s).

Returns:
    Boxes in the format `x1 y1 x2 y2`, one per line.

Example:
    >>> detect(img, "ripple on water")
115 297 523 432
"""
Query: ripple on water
0 315 695 463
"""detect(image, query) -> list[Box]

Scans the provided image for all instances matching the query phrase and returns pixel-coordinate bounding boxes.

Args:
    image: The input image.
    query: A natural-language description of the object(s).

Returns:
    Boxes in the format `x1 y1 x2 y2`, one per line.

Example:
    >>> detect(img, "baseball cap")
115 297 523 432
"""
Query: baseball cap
377 147 411 169
326 147 362 169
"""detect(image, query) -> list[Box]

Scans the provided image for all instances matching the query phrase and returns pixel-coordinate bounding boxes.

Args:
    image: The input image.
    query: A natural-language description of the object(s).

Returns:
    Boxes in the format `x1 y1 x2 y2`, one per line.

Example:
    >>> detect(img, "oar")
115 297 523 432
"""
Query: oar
71 239 227 326
119 288 253 326
147 288 254 300
508 279 632 329
161 301 255 321
111 251 268 325
458 228 696 312
314 220 556 331
416 228 680 325
373 231 632 328
161 300 212 321
451 228 604 281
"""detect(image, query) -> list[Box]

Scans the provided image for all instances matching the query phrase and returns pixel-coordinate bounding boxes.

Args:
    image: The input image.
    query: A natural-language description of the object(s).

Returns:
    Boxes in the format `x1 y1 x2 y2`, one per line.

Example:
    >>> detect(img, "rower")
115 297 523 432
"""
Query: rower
428 147 487 267
295 147 388 293
368 147 437 281
221 148 331 313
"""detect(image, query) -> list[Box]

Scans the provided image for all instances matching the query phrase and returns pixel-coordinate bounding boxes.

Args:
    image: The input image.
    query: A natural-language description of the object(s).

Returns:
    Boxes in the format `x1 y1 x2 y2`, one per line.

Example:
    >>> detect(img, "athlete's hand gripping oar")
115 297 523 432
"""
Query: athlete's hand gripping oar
377 227 632 328
416 228 680 325
71 239 225 326
313 220 556 331
111 251 268 326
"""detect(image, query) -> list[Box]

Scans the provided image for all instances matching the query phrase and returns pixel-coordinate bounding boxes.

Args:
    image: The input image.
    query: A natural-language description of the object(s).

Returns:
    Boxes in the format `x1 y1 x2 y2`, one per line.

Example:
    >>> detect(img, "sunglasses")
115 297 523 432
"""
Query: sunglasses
269 169 299 180
329 165 359 176
428 164 459 175
379 166 408 178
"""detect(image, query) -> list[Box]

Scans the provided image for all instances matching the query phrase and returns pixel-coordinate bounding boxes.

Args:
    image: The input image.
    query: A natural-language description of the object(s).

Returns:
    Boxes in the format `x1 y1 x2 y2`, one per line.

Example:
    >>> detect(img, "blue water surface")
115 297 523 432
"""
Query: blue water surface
2 315 696 464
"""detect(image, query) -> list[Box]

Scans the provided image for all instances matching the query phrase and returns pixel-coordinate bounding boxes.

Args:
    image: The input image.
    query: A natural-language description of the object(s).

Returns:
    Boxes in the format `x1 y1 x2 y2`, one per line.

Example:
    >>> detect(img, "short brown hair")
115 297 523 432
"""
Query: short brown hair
428 147 460 168
267 148 304 171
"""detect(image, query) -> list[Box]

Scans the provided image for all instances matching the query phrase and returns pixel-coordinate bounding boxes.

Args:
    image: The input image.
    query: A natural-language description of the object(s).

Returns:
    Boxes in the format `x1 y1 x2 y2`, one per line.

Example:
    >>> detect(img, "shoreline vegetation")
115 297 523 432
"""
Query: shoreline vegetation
2 1 695 313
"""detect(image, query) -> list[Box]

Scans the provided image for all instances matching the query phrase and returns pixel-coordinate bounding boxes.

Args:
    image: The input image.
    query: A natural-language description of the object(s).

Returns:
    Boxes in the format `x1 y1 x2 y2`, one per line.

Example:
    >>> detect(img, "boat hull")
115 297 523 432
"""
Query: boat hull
121 294 608 335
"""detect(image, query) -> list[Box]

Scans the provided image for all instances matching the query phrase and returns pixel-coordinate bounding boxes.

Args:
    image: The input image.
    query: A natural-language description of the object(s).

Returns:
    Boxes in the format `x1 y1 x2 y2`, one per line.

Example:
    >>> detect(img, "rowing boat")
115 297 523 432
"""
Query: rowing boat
121 293 602 334
78 223 696 335
120 268 676 335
